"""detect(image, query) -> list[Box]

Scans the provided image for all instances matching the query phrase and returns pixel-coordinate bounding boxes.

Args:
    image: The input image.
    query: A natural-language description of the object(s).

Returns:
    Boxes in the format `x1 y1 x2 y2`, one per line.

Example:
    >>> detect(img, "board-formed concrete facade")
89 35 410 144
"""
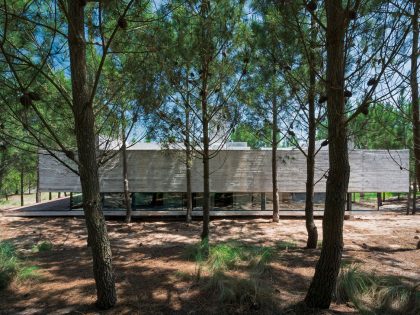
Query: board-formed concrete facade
39 145 409 193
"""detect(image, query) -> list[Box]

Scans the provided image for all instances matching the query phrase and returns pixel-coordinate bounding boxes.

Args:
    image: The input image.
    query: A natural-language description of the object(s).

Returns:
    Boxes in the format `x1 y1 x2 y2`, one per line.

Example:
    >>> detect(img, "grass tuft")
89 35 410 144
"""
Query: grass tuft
17 266 41 282
32 240 53 253
335 264 420 314
0 241 18 290
0 241 41 290
183 240 277 312
275 240 297 250
202 271 274 312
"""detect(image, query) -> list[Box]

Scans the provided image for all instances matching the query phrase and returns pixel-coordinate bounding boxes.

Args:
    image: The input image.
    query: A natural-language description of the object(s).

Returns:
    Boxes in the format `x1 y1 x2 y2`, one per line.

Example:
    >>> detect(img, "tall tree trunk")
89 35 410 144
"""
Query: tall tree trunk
121 112 132 223
185 108 193 223
305 16 318 249
305 1 349 308
272 100 279 223
0 150 6 200
377 192 382 210
20 166 24 206
37 151 43 203
412 0 420 197
200 0 210 240
411 1 419 216
412 180 417 214
201 89 210 239
407 177 412 215
67 2 116 309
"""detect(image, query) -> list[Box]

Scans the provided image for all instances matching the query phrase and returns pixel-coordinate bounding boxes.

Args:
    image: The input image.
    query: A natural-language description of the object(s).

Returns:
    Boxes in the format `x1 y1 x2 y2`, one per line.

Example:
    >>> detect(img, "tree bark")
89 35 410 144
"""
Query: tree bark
20 166 24 206
67 1 116 309
407 179 412 215
201 88 210 240
185 109 193 223
35 154 41 203
377 192 382 210
346 193 352 212
0 150 7 200
305 1 349 308
305 16 318 249
121 112 132 224
272 99 280 223
200 0 211 240
412 180 417 214
411 0 420 198
185 74 193 223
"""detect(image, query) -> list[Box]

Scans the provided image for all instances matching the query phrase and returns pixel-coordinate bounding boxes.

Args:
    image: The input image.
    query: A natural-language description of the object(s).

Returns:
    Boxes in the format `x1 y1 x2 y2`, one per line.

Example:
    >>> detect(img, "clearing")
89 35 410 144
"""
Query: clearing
0 211 419 314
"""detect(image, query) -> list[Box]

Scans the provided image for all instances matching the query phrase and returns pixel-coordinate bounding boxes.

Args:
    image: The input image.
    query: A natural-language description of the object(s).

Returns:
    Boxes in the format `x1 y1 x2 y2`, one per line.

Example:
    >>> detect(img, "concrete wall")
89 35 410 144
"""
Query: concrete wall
39 148 409 193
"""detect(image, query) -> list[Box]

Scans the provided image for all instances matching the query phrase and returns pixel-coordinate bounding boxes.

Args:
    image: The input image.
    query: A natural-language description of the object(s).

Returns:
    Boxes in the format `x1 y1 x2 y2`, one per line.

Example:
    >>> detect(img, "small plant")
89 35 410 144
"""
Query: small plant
32 240 53 253
335 264 420 314
17 266 41 281
174 270 193 281
0 241 18 290
202 271 274 312
275 240 297 250
0 241 40 290
182 240 277 312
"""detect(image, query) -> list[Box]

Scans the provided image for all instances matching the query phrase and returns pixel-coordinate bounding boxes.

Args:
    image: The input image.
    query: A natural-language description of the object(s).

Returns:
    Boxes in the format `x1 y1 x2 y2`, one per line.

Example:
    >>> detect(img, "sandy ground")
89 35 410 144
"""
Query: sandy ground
0 210 419 315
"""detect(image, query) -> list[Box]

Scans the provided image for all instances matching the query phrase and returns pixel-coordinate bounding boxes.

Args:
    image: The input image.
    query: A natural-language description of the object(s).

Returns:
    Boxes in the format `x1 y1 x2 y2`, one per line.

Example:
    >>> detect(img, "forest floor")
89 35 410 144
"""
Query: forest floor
0 209 419 314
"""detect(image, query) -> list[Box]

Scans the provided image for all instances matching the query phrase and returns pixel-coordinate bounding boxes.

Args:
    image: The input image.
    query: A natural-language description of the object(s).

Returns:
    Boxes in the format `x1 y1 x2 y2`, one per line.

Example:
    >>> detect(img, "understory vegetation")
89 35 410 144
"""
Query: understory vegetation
335 264 420 315
0 240 41 290
181 241 420 314
183 239 279 313
180 239 300 313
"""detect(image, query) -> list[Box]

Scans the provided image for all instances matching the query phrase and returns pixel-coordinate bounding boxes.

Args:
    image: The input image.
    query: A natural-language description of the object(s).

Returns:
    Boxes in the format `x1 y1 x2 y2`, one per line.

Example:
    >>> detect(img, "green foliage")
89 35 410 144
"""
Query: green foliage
0 241 40 290
184 239 277 313
335 264 420 315
0 241 18 289
230 124 271 149
349 103 410 150
17 266 41 281
186 240 275 274
32 240 53 253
